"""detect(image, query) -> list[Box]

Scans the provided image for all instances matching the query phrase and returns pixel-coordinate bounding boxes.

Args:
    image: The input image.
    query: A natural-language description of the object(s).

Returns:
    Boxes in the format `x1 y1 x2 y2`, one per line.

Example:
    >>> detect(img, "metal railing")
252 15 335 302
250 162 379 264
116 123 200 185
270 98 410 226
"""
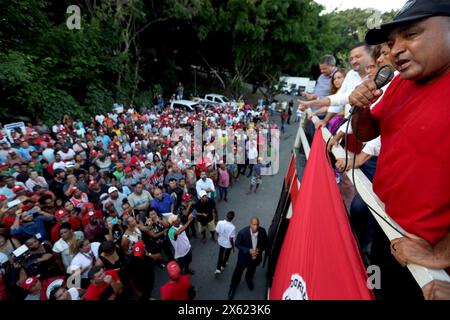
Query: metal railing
294 110 450 289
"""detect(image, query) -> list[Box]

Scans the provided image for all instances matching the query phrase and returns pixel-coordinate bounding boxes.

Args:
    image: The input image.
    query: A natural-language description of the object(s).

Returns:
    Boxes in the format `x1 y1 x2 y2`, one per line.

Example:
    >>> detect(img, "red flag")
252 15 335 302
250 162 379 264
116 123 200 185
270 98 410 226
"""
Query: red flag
270 130 374 300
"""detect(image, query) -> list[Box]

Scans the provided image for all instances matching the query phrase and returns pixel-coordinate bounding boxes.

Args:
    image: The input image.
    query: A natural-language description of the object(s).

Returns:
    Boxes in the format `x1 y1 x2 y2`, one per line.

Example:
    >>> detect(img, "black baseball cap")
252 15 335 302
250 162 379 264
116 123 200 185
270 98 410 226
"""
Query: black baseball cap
365 0 450 45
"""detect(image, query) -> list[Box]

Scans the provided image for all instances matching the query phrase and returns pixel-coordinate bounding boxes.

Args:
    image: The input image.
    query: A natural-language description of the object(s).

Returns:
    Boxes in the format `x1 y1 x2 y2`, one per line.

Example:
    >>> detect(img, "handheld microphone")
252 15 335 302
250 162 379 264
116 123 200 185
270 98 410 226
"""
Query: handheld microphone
347 64 395 118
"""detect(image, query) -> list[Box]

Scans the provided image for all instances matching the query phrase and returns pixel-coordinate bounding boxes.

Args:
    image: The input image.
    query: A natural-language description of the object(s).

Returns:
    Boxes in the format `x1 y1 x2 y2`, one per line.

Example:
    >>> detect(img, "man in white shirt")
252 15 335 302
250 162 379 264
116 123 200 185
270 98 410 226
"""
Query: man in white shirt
318 43 371 127
299 43 371 131
195 171 215 199
215 211 236 275
168 213 195 274
57 145 76 161
103 187 127 217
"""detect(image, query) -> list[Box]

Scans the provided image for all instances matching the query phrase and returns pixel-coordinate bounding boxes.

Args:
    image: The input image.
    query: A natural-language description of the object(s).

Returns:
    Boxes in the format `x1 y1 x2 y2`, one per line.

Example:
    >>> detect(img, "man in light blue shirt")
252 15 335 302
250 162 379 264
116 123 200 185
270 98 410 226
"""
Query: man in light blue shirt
17 141 36 161
95 131 111 150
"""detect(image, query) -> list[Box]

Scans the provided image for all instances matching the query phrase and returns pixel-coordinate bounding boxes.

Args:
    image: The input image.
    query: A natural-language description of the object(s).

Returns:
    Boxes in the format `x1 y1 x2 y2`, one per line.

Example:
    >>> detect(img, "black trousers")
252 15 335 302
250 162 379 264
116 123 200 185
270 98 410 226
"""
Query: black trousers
230 260 258 291
176 249 193 274
217 246 232 270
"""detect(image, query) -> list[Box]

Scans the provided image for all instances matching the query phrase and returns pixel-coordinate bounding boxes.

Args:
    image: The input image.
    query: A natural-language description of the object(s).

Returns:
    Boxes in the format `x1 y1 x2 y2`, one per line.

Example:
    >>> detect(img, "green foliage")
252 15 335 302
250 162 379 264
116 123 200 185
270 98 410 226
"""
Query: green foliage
0 0 399 123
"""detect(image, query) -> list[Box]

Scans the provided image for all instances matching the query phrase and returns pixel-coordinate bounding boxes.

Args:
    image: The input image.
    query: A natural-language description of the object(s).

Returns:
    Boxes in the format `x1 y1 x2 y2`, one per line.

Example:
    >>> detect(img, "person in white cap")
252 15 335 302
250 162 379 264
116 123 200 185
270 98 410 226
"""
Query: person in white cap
102 187 126 217
167 213 195 275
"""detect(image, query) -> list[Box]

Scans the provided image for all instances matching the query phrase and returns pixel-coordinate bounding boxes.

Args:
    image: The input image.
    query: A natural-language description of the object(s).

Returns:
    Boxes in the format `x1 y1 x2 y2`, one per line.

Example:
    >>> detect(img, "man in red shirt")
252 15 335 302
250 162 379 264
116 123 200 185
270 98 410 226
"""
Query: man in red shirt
160 260 193 300
85 266 123 300
350 0 450 300
50 209 81 242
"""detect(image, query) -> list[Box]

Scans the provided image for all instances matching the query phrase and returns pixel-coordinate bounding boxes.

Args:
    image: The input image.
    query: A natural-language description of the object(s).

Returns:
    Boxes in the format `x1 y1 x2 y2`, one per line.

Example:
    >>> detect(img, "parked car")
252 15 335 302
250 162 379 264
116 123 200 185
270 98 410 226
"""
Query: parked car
170 100 203 112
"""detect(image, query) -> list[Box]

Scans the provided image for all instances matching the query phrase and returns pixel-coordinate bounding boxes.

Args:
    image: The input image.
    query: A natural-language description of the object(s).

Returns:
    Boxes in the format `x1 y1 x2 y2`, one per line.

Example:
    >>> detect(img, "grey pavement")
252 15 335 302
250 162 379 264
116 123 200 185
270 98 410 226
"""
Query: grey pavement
152 108 299 300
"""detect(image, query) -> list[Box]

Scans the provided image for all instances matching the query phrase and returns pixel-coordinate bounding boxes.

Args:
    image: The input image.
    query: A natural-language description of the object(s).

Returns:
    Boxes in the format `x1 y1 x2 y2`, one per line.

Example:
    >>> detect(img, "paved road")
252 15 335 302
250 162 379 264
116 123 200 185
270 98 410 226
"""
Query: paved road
152 110 299 300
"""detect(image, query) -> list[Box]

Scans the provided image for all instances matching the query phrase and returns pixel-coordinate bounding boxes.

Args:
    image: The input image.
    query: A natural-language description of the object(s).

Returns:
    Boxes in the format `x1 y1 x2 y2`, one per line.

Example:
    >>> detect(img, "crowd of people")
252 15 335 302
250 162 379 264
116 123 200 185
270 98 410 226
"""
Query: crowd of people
0 97 278 300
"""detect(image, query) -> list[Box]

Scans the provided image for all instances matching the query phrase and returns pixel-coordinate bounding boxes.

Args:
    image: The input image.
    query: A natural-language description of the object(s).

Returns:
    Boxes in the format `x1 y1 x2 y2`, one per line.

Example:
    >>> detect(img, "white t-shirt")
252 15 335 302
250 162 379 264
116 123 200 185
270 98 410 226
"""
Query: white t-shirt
168 225 191 259
216 220 236 249
52 231 85 271
69 242 100 278
362 136 381 157
195 178 215 199
53 161 67 172
42 148 55 163
73 143 87 159
58 149 76 161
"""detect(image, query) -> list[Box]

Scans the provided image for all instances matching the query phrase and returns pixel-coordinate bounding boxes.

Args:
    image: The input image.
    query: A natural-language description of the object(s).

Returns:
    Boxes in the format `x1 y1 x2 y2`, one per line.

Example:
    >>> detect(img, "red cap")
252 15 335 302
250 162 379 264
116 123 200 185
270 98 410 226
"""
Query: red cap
69 187 78 195
0 195 6 201
12 185 24 193
55 209 68 220
20 204 31 212
88 180 96 187
121 151 127 156
83 202 95 210
167 260 181 280
134 149 140 153
21 276 39 290
182 193 192 201
124 167 132 173
139 155 146 161
90 150 98 156
111 154 117 161
133 241 145 257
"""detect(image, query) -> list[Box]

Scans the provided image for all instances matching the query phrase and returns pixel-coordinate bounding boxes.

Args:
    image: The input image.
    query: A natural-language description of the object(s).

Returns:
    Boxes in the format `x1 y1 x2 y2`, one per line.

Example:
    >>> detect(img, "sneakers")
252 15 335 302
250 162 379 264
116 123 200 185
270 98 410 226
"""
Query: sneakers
214 269 222 275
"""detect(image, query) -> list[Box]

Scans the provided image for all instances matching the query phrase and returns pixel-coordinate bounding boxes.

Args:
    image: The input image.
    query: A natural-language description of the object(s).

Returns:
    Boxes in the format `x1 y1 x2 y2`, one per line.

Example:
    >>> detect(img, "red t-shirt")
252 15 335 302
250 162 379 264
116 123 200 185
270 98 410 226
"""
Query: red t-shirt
371 71 450 246
160 275 191 300
50 218 81 242
81 210 103 227
85 270 120 300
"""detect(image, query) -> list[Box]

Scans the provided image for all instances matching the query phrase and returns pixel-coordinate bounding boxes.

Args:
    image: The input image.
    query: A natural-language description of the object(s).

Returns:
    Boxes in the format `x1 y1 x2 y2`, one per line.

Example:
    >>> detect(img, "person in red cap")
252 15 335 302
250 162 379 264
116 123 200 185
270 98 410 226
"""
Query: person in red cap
12 185 26 197
50 209 81 242
21 276 42 300
120 167 137 190
160 260 195 300
87 180 108 206
84 211 107 243
80 203 103 227
68 186 89 208
128 240 156 300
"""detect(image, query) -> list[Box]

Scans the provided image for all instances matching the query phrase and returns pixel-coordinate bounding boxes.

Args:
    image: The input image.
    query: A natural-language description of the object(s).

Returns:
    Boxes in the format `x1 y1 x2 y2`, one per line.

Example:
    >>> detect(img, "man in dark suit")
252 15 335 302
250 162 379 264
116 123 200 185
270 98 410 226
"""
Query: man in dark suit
228 217 268 300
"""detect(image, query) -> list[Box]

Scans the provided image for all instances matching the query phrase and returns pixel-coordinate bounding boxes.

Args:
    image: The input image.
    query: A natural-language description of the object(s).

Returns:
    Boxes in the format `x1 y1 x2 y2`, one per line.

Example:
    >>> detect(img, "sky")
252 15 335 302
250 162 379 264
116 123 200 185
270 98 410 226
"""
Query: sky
314 0 407 13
